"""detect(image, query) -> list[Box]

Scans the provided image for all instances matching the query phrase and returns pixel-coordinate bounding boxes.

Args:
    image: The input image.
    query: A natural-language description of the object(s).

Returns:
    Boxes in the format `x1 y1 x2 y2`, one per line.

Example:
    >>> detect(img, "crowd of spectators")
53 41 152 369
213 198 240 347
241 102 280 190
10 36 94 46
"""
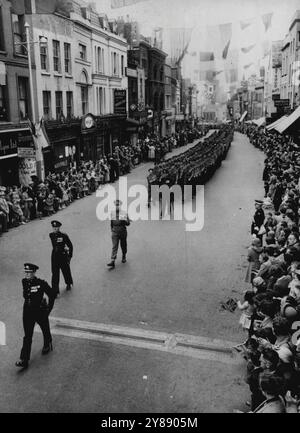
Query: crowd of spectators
0 126 206 235
233 122 300 413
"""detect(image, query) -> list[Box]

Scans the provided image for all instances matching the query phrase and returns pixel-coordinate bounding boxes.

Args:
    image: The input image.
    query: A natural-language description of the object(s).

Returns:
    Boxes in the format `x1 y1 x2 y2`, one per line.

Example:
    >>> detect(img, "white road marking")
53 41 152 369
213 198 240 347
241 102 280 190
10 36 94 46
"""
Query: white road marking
35 317 241 365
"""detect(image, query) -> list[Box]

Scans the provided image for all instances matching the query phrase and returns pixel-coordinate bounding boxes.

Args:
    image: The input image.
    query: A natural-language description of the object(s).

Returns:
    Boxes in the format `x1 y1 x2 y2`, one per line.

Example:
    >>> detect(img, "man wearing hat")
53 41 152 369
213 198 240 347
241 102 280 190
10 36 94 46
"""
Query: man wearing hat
251 200 265 241
15 263 56 369
107 200 130 269
49 220 73 294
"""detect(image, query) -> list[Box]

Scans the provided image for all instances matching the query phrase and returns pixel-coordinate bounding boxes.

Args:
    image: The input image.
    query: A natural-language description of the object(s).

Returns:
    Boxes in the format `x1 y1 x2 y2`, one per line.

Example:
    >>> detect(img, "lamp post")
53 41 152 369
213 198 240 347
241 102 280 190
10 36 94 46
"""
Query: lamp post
15 24 47 181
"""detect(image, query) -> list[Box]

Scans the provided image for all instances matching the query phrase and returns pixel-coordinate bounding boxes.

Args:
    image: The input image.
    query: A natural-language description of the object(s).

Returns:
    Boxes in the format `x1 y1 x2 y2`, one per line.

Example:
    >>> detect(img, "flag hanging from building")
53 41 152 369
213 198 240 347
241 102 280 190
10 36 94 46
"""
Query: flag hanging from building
200 51 215 61
111 0 148 8
241 44 256 53
240 19 252 30
243 62 254 69
262 13 273 32
219 23 232 60
164 28 193 64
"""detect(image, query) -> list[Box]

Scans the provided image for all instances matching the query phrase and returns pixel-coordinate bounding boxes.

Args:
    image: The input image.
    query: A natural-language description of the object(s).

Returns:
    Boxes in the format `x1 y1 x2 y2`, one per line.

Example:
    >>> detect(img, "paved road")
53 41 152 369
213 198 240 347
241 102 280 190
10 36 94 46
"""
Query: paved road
0 131 265 412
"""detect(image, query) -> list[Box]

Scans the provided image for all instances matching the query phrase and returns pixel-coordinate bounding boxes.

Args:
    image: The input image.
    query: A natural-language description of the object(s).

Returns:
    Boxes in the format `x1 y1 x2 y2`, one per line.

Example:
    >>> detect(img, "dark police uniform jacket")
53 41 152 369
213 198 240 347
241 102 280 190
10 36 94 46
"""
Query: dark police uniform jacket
49 231 73 258
22 277 55 312
251 208 265 234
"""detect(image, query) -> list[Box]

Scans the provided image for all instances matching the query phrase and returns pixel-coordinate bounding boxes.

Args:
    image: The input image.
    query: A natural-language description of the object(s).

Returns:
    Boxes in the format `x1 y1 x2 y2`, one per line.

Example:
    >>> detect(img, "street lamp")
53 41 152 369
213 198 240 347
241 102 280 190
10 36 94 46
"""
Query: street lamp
14 24 48 180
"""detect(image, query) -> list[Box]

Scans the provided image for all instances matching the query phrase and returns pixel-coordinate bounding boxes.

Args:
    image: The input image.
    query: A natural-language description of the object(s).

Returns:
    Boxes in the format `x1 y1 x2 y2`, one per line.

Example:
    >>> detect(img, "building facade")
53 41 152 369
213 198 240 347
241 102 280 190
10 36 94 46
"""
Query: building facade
0 0 36 186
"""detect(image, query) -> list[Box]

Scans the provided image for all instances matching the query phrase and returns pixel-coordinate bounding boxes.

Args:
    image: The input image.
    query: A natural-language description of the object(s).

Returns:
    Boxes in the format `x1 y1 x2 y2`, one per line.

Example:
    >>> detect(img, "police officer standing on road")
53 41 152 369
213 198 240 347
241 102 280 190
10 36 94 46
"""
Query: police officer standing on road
15 263 56 369
107 200 130 269
251 200 265 242
49 220 73 294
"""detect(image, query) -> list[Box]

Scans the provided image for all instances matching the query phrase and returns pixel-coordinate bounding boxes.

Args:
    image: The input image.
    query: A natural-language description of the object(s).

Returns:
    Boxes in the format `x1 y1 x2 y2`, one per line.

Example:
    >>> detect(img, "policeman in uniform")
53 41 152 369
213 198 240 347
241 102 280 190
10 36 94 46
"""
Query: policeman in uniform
107 200 130 269
49 220 73 294
251 199 265 241
15 263 56 369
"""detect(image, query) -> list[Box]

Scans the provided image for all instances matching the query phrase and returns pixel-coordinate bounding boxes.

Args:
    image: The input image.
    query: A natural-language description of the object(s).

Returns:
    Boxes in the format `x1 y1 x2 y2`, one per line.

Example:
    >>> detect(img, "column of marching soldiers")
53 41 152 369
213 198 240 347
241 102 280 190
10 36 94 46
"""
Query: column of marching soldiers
15 124 234 370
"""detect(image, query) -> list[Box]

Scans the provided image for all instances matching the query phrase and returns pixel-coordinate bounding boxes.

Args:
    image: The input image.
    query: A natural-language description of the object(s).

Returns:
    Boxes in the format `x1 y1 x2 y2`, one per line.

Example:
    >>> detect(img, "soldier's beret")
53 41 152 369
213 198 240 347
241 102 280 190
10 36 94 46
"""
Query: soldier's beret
51 220 62 227
24 263 39 272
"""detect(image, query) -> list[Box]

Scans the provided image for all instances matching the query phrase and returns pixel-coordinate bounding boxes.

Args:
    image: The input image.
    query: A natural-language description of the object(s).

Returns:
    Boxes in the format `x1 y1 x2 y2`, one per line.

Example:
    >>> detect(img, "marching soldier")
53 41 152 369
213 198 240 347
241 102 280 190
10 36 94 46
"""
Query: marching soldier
107 200 130 269
49 220 73 294
15 263 56 369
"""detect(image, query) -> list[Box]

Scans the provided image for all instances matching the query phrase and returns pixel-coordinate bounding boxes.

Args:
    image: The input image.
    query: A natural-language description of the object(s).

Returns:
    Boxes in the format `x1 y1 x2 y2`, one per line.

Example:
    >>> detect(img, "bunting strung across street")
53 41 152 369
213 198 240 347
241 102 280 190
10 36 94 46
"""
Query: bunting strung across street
111 0 148 8
241 44 256 54
262 12 273 32
200 51 215 62
219 23 232 60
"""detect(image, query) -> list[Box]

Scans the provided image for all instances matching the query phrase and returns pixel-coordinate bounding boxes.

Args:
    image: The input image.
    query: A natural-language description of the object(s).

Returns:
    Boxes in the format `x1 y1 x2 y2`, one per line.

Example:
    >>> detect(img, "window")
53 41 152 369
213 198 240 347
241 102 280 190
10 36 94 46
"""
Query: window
42 91 51 119
18 77 29 120
121 55 124 76
113 52 117 75
40 38 48 71
55 91 63 119
64 43 71 74
53 40 61 73
79 43 86 60
0 84 8 120
12 13 25 55
66 91 73 118
81 86 88 115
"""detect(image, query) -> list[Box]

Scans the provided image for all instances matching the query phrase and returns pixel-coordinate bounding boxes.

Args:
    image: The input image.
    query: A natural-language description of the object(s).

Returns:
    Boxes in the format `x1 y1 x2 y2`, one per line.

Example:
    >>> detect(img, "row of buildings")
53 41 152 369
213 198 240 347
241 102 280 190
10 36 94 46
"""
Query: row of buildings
0 0 195 186
229 10 300 127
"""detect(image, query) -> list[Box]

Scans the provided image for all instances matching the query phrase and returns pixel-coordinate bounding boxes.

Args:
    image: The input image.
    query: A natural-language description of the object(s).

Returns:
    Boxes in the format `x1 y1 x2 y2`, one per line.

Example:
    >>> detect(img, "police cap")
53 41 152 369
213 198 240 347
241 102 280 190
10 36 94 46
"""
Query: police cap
24 263 39 272
51 220 62 227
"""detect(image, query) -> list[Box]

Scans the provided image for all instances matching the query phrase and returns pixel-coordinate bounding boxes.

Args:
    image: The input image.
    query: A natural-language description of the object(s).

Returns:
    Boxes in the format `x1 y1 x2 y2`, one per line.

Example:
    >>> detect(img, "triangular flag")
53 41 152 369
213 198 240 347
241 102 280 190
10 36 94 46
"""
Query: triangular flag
200 51 215 61
262 13 273 32
240 19 252 30
222 39 231 59
241 44 256 53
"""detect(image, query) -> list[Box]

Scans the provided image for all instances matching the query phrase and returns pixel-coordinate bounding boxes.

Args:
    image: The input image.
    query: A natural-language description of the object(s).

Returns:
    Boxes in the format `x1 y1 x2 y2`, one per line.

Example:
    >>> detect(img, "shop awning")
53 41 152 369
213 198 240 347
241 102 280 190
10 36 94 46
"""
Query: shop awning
239 111 247 122
266 115 288 131
274 106 300 133
252 117 266 127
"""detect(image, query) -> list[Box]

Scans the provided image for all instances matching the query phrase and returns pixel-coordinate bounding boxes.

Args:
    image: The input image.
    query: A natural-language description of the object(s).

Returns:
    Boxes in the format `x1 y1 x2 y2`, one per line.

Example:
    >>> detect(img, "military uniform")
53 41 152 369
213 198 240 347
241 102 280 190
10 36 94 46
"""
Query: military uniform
107 201 130 268
16 263 56 368
49 220 73 293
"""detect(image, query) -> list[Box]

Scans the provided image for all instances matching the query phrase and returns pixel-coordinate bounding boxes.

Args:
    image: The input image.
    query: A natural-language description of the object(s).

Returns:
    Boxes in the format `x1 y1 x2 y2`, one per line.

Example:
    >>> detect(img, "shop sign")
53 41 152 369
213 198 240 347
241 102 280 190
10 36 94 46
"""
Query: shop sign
54 158 68 170
19 158 37 186
114 90 127 115
0 129 34 157
18 147 36 158
274 99 290 107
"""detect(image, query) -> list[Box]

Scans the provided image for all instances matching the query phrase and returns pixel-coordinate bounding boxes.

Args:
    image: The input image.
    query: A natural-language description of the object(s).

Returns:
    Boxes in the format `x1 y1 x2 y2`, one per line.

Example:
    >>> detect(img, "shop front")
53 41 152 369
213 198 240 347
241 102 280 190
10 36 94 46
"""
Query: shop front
45 119 81 174
0 127 35 186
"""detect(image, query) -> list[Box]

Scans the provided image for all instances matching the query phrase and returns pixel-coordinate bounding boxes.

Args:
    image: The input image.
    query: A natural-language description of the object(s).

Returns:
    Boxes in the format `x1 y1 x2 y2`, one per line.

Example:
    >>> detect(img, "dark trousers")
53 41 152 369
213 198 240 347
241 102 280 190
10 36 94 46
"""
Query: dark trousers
51 253 73 292
111 231 127 260
20 306 52 361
